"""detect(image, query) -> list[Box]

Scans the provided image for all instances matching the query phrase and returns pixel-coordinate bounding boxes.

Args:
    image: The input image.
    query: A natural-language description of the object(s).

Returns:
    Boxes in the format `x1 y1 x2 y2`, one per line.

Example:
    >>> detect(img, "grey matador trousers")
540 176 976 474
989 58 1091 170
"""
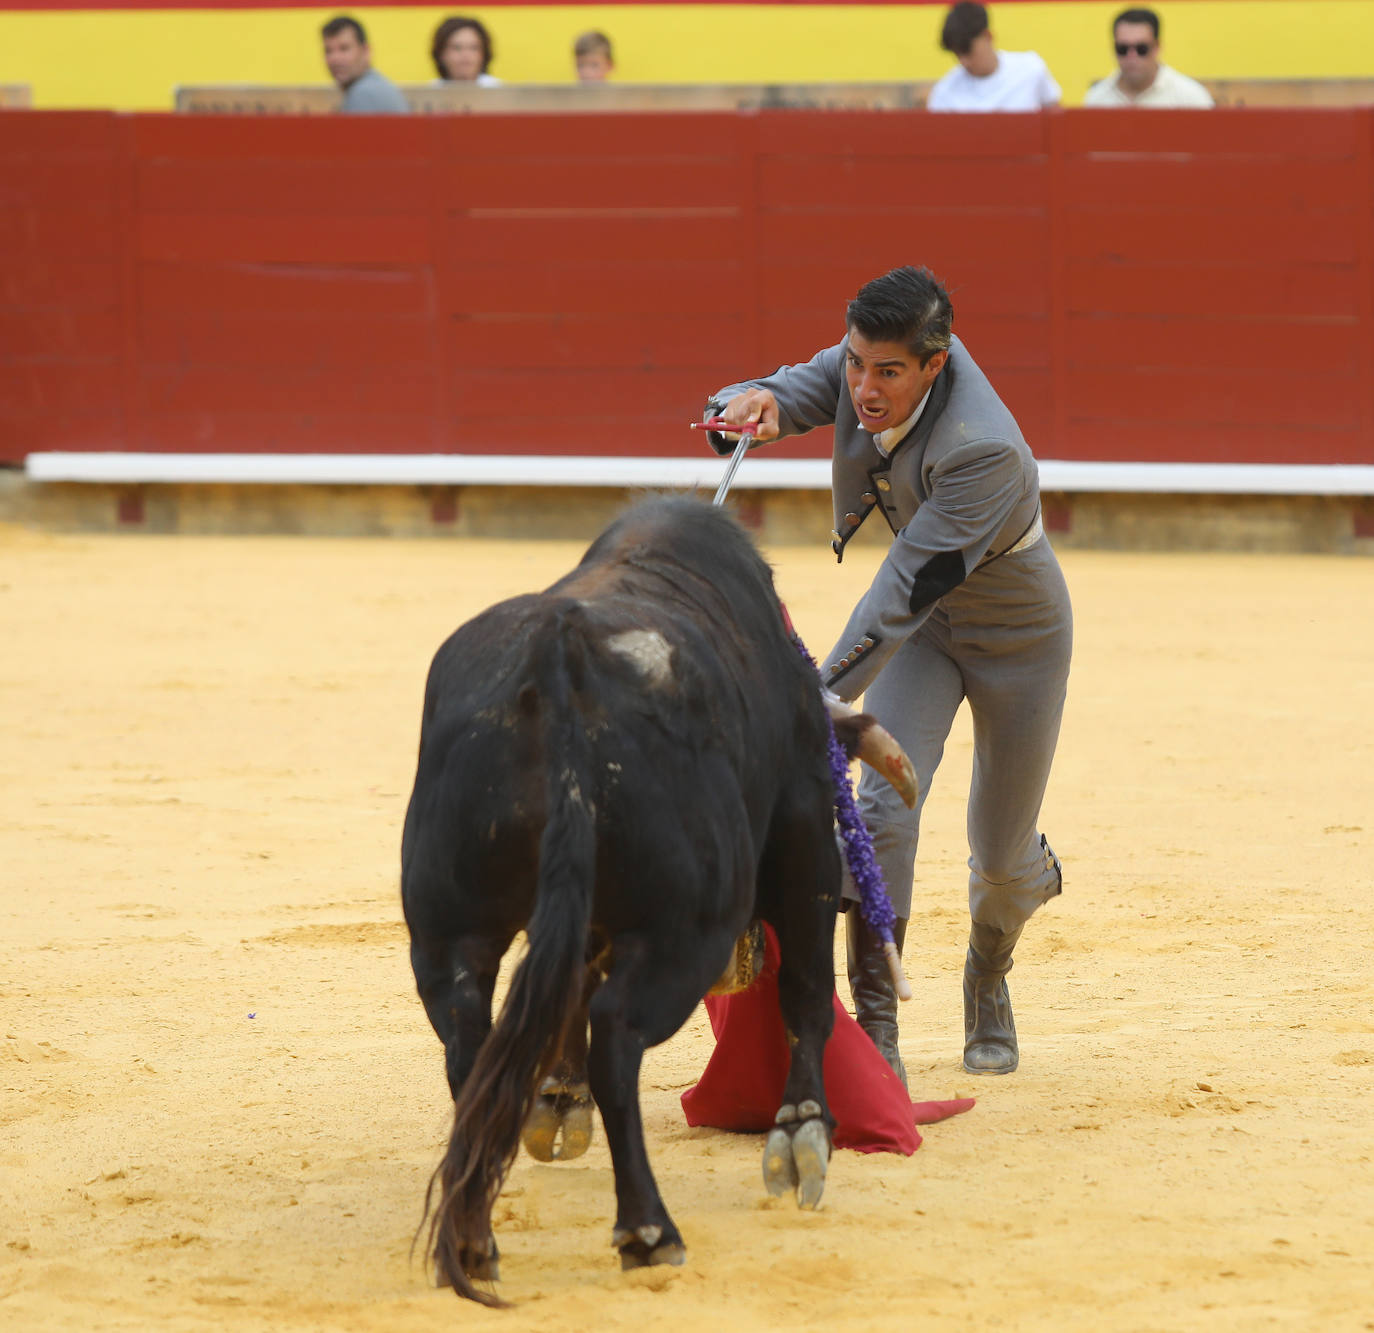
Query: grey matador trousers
842 538 1073 934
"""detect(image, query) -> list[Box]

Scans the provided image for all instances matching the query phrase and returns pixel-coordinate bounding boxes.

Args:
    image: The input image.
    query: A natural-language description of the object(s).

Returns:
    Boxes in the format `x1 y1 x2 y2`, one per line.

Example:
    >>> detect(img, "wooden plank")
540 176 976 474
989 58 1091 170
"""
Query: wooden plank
759 154 1048 209
1064 261 1359 320
0 207 120 260
1065 315 1360 376
1057 109 1362 157
1066 368 1360 431
0 411 122 460
135 363 437 415
130 113 431 161
0 109 118 157
436 112 753 160
136 159 434 216
137 261 435 318
1207 80 1374 111
1 157 121 208
437 260 745 316
435 156 744 211
445 313 752 372
755 210 1050 266
0 255 118 305
173 83 933 118
0 308 121 359
134 411 443 454
1058 419 1368 466
138 310 434 371
0 360 122 412
1062 208 1357 266
137 213 432 265
447 367 709 420
754 110 1047 158
760 261 1051 317
438 211 745 265
1058 156 1357 213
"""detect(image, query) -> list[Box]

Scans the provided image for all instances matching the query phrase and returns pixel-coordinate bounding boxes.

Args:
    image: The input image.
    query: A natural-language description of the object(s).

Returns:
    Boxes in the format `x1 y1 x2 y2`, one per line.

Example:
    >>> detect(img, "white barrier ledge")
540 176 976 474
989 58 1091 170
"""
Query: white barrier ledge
22 453 1374 496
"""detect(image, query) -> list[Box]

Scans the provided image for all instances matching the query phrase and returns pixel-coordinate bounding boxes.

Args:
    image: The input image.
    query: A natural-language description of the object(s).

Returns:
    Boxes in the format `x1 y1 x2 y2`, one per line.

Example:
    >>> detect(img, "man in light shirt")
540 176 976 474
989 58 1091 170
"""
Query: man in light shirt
321 15 409 113
1084 6 1214 108
926 2 1061 112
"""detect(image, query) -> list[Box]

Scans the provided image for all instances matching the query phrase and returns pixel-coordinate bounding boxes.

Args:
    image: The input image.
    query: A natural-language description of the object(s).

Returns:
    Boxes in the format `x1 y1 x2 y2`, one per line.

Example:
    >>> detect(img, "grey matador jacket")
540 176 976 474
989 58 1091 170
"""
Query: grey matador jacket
706 334 1045 700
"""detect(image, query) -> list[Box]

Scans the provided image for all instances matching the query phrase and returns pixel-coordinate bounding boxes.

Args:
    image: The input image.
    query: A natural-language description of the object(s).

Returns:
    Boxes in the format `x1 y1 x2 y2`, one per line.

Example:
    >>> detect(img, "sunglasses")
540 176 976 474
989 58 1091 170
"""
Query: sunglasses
1115 41 1154 57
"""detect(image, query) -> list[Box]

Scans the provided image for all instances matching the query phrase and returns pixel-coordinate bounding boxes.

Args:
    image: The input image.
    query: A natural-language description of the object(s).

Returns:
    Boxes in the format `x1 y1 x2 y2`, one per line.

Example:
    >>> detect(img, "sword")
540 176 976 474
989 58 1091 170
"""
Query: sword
691 417 760 506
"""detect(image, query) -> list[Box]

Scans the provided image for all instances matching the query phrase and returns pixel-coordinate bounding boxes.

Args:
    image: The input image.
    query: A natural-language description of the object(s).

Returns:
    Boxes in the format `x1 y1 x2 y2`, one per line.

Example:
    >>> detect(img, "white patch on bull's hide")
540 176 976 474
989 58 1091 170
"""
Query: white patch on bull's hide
606 630 673 686
559 770 594 815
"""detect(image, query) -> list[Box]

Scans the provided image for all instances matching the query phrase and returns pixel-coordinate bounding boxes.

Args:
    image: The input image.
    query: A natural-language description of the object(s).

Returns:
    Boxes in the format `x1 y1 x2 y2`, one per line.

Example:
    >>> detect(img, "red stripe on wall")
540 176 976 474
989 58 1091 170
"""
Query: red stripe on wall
4 107 1373 466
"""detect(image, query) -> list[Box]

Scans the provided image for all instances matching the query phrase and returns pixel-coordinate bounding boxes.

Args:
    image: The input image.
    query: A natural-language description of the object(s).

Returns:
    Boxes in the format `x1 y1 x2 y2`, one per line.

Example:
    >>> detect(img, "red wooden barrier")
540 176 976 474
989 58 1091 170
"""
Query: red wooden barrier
3 108 1372 466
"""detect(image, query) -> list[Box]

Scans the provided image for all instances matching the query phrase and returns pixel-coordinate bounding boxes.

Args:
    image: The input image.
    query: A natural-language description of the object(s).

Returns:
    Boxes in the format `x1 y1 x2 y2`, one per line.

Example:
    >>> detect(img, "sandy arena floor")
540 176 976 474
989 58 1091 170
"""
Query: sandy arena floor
1 521 1372 1332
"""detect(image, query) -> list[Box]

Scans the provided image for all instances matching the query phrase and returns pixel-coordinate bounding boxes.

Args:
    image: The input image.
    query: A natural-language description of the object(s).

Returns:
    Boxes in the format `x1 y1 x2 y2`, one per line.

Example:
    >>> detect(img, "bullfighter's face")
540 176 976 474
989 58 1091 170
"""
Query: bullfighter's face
844 330 948 436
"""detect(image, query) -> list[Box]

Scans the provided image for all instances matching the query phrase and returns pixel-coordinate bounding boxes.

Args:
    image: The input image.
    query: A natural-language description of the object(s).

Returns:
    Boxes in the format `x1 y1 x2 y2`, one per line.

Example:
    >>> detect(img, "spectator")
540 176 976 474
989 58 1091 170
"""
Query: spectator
431 15 502 86
1084 7 1214 107
573 30 615 83
926 2 1060 112
321 15 409 113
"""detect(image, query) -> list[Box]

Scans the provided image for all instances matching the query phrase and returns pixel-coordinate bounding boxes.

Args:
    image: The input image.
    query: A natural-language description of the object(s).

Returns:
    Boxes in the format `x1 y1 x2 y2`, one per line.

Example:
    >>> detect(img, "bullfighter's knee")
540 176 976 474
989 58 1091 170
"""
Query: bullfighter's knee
968 834 1062 933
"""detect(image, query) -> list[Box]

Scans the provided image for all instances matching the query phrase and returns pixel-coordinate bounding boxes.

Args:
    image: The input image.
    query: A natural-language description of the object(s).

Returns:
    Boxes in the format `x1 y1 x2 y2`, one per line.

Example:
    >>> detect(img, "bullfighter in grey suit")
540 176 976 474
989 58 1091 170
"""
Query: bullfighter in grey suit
704 266 1072 1079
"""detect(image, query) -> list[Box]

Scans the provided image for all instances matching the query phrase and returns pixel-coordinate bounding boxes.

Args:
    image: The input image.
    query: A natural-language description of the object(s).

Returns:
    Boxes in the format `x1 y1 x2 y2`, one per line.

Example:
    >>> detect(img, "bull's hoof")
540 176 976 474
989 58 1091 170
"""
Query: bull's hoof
462 1248 500 1283
762 1126 799 1196
762 1101 830 1209
613 1224 686 1271
790 1118 829 1209
436 1234 500 1287
522 1079 595 1161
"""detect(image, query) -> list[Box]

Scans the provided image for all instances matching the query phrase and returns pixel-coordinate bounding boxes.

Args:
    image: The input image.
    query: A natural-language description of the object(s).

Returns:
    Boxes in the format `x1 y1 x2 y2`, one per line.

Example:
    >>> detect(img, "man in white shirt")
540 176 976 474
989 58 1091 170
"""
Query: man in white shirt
1084 6 1214 108
926 2 1061 113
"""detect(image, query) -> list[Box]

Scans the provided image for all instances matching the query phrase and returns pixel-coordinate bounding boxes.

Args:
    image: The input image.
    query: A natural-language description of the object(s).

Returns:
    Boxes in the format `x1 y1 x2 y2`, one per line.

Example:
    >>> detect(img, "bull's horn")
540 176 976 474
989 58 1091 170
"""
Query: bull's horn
822 691 919 810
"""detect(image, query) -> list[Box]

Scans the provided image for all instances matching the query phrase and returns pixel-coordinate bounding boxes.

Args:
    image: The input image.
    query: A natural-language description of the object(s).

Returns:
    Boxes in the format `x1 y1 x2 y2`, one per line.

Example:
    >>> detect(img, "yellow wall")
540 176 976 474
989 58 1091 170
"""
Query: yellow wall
3 2 1374 111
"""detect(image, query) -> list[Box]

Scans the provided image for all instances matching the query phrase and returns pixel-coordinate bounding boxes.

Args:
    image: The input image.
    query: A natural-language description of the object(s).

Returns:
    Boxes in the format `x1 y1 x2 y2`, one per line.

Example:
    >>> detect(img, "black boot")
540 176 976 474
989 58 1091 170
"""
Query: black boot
845 903 908 1089
962 921 1024 1075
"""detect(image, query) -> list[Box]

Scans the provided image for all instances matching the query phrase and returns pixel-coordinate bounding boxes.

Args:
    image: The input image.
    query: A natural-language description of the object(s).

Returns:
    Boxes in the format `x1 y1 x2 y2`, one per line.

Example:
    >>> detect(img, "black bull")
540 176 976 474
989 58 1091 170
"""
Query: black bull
401 496 913 1304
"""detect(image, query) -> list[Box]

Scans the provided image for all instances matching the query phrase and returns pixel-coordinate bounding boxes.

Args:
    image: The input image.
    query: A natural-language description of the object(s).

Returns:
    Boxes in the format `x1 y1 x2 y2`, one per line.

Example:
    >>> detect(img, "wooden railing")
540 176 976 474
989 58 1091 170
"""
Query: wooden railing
172 82 933 116
170 78 1374 116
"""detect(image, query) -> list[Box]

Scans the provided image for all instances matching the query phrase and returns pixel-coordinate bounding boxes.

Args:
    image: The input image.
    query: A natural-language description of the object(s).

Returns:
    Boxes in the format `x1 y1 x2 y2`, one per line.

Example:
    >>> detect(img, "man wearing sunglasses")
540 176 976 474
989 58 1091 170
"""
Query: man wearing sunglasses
1084 6 1214 108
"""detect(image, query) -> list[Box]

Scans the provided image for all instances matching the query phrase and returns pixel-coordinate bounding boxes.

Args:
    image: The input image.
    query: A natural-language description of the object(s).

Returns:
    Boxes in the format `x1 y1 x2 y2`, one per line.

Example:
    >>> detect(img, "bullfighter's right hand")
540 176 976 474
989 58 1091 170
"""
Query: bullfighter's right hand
717 390 780 442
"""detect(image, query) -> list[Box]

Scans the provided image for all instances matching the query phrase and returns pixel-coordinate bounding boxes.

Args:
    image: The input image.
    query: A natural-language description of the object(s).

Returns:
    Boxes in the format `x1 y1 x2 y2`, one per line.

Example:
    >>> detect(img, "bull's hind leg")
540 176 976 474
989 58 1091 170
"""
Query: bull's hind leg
522 969 596 1162
587 932 734 1271
758 785 841 1209
410 930 510 1282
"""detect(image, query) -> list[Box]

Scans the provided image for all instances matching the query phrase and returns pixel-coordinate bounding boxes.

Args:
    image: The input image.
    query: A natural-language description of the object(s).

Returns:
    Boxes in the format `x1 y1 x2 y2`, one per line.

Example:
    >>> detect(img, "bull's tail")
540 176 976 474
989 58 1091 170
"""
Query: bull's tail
425 605 596 1305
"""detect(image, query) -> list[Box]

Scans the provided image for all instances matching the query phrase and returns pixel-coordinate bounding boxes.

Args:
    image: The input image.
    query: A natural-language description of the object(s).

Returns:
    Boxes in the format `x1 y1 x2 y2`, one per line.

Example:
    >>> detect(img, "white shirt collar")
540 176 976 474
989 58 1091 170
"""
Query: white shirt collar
871 386 932 456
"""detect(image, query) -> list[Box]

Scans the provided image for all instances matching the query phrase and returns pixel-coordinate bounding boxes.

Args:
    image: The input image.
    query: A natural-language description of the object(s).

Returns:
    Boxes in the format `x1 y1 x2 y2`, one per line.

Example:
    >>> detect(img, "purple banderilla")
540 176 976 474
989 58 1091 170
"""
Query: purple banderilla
792 636 908 997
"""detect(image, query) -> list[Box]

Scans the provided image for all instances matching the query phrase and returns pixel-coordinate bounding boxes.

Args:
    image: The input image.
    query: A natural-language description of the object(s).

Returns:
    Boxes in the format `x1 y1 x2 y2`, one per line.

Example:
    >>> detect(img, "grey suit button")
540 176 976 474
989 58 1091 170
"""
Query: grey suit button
861 492 877 504
876 479 891 492
844 512 859 526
